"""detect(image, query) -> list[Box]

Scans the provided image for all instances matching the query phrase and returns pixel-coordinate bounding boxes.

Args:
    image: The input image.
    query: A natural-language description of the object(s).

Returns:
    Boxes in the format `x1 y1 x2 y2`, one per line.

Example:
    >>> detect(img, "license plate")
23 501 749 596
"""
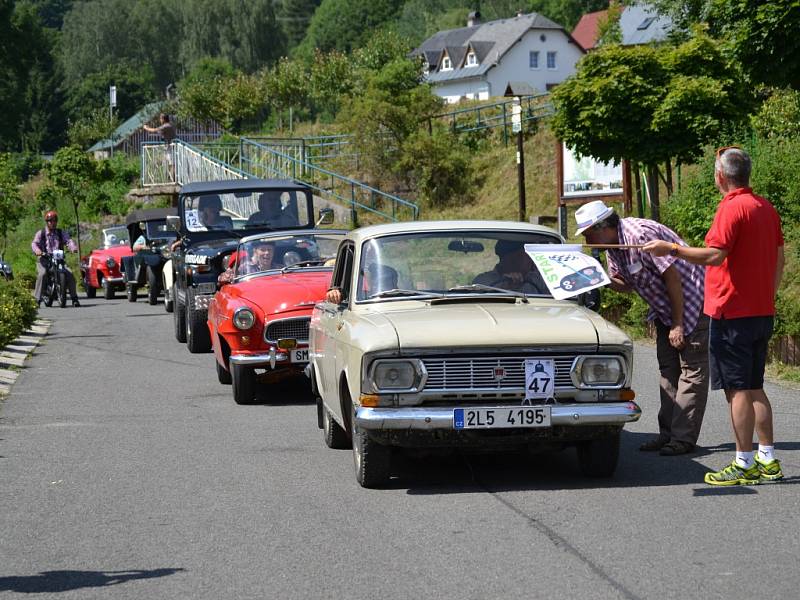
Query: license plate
195 282 216 294
454 406 551 430
290 349 309 363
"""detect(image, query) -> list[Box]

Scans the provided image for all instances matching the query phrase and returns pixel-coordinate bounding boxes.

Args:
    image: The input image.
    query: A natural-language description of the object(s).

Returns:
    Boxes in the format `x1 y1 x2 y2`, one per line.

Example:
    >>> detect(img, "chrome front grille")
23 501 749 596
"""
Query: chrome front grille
422 356 576 392
264 317 310 343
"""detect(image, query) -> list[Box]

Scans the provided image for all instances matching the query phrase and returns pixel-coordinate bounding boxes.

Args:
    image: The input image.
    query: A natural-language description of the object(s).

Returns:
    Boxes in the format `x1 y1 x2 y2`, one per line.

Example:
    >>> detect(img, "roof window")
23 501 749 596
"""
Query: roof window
465 52 478 67
637 17 656 30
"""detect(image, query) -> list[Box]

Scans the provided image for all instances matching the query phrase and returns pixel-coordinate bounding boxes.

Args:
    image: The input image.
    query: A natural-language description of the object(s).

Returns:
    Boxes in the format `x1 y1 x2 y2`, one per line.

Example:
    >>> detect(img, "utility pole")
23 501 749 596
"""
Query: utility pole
109 85 117 158
512 98 526 222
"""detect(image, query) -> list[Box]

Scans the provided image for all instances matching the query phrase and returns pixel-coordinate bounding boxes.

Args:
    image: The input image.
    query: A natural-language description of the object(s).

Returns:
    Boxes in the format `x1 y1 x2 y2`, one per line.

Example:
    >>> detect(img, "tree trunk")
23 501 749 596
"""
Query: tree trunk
646 164 660 222
633 165 644 218
664 160 673 197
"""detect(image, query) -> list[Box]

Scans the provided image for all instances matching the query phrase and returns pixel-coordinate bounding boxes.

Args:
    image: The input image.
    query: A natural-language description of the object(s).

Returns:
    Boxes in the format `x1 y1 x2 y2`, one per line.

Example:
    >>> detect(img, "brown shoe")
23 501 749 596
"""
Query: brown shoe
659 440 694 456
639 437 669 451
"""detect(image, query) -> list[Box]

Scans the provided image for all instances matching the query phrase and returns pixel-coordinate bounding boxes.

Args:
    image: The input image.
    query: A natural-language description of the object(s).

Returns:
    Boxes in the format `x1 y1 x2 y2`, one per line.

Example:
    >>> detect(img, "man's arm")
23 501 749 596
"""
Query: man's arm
661 265 685 349
31 231 42 256
642 240 728 266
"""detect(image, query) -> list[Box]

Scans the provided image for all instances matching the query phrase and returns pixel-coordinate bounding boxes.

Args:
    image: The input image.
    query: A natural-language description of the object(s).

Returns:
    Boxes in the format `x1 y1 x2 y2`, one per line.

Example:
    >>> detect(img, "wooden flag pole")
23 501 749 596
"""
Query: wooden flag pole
582 244 645 249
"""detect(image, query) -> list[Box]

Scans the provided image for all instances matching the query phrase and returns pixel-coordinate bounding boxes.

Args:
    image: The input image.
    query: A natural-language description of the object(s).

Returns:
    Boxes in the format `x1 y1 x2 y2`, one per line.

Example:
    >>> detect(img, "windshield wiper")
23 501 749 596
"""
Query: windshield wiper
446 284 529 301
281 259 325 273
368 288 440 299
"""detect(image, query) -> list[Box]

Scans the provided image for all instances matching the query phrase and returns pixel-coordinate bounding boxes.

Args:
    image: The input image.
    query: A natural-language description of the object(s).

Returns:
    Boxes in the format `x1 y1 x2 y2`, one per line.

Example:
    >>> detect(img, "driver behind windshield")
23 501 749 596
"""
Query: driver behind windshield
198 195 233 230
473 240 547 294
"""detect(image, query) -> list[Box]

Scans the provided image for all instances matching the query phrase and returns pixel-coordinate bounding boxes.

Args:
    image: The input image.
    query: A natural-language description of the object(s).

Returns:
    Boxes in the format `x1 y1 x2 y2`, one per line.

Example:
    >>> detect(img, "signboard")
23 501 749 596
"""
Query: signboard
511 102 522 133
109 85 117 108
525 244 610 300
561 143 622 199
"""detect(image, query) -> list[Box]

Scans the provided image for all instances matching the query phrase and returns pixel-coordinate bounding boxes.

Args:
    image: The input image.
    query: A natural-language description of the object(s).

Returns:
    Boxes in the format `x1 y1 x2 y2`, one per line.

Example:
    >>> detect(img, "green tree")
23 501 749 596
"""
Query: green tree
64 61 157 123
551 31 750 220
0 153 24 251
177 58 236 124
262 57 310 119
297 0 404 55
278 0 322 50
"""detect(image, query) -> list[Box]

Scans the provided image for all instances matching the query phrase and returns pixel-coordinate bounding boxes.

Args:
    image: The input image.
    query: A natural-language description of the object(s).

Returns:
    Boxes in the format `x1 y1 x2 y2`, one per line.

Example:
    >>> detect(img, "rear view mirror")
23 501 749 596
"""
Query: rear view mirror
166 215 180 231
316 208 335 226
447 240 484 253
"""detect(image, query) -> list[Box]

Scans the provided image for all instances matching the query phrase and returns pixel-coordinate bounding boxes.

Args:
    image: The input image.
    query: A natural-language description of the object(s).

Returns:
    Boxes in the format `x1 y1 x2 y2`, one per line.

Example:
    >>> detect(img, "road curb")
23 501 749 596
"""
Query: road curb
0 319 52 397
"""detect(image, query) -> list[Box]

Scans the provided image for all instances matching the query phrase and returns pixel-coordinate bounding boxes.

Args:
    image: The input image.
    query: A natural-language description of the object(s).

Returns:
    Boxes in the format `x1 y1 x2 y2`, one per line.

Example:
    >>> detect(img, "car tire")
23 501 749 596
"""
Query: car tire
173 284 187 343
127 285 137 302
58 272 67 308
147 266 160 305
163 273 173 313
231 362 256 404
577 431 620 478
85 275 96 298
186 289 212 353
101 275 115 299
323 406 350 449
351 402 390 488
216 359 232 385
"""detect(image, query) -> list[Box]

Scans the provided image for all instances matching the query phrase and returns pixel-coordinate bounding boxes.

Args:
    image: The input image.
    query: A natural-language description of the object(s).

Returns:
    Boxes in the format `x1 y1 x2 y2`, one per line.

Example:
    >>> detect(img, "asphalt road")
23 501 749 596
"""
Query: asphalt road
2 295 799 600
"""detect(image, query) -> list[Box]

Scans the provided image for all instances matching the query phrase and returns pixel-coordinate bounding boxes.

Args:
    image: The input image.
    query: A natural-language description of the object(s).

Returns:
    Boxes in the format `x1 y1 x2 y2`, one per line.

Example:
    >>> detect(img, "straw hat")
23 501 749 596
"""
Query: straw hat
574 200 615 236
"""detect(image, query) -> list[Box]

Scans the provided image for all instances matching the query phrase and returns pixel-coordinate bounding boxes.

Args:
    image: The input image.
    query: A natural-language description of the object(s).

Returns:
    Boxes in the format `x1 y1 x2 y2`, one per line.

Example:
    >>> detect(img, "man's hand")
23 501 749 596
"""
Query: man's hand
669 324 685 350
642 240 672 257
33 249 42 257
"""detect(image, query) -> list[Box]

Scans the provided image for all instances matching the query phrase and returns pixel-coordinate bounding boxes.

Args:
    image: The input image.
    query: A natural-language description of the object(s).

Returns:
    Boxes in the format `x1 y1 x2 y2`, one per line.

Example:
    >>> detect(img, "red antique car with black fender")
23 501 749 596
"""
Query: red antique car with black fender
80 225 134 299
208 230 346 404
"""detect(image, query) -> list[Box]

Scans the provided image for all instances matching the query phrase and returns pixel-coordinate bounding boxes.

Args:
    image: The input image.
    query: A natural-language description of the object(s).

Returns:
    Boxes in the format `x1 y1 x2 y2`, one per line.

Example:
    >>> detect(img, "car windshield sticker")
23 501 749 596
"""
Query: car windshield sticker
186 208 202 231
525 244 610 300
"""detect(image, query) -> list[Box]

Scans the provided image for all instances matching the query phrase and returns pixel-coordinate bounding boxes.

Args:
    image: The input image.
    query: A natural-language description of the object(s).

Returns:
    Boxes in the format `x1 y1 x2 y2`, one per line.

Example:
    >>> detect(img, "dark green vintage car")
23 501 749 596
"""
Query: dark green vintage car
121 208 178 305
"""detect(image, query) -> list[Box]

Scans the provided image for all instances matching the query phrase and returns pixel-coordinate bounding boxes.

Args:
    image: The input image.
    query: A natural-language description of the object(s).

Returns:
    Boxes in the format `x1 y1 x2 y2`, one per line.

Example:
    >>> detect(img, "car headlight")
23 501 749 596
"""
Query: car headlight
573 356 625 388
106 258 116 268
233 307 255 330
370 359 426 392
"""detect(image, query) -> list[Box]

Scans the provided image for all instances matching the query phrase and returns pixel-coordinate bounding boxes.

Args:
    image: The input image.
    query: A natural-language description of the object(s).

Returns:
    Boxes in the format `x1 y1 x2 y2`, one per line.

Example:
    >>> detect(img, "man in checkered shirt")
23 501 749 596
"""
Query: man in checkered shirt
575 200 707 456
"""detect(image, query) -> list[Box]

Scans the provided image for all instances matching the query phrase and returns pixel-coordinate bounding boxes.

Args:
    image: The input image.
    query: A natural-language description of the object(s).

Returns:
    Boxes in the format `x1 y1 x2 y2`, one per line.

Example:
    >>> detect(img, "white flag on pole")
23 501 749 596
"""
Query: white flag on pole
525 244 610 300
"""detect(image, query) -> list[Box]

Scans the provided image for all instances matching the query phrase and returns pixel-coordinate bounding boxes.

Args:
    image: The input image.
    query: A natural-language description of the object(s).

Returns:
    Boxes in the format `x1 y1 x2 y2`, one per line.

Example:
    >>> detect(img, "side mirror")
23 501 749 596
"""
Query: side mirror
166 215 180 231
579 288 601 311
316 208 334 226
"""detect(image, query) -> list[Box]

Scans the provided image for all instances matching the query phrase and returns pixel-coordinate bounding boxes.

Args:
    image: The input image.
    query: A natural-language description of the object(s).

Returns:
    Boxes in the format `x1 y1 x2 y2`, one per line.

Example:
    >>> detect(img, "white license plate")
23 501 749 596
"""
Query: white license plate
454 406 551 430
195 282 216 294
290 349 309 363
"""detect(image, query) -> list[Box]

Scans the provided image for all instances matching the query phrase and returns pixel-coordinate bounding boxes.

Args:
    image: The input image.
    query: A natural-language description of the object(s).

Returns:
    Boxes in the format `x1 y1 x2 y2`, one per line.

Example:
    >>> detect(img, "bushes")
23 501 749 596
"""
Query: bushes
0 280 38 349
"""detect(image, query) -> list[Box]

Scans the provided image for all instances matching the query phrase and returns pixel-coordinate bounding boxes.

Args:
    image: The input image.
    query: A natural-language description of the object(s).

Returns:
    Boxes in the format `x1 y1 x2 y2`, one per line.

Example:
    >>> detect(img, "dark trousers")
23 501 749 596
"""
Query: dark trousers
654 317 710 445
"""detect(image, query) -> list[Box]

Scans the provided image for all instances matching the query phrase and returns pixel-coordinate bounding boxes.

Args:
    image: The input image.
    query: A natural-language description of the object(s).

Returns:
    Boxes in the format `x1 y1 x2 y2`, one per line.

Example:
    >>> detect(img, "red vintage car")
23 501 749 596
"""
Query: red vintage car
208 230 346 404
80 225 134 299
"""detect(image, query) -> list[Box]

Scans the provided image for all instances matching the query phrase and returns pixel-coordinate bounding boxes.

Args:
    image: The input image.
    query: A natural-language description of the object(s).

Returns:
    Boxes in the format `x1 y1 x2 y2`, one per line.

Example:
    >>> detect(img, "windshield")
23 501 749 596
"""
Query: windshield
233 233 343 279
183 190 310 233
144 220 178 242
355 231 562 301
102 226 129 248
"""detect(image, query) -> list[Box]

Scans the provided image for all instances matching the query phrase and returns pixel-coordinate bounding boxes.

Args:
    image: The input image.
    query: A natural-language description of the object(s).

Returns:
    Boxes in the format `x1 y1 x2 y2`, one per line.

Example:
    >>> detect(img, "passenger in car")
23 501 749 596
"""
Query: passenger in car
198 195 233 230
325 263 399 303
473 240 547 294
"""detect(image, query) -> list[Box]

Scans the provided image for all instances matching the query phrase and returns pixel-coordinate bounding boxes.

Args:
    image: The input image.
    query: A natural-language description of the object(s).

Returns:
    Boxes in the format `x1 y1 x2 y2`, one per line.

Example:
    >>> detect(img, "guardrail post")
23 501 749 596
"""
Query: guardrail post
301 138 306 177
239 138 243 172
502 104 508 147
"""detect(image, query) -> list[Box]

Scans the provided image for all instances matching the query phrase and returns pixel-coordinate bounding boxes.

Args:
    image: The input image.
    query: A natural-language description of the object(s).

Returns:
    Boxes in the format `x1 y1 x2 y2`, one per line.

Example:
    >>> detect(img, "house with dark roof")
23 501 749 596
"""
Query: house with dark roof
571 3 673 51
411 11 585 103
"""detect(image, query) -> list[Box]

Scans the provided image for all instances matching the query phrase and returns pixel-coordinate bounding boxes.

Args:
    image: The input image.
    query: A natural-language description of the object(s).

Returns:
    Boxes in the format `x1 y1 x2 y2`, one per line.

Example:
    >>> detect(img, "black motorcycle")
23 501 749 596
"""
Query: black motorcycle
40 249 68 307
0 253 12 281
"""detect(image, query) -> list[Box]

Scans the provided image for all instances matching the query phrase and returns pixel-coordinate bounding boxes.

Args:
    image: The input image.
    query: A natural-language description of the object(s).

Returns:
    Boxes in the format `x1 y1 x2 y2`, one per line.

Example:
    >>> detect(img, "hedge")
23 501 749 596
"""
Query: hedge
0 280 38 348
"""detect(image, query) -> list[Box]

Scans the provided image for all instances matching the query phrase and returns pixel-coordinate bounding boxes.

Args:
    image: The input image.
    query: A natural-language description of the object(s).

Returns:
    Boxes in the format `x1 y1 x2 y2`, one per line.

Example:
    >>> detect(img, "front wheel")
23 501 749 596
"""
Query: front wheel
84 275 97 298
216 359 232 385
163 273 173 313
147 266 161 305
577 432 620 478
231 362 256 404
101 275 115 299
127 285 137 302
58 271 67 308
351 401 391 488
173 284 186 343
43 273 54 307
186 289 211 353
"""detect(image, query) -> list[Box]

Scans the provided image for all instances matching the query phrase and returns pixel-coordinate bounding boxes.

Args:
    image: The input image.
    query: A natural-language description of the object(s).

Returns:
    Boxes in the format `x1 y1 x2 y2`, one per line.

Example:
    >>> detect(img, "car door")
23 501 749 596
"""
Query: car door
313 241 354 407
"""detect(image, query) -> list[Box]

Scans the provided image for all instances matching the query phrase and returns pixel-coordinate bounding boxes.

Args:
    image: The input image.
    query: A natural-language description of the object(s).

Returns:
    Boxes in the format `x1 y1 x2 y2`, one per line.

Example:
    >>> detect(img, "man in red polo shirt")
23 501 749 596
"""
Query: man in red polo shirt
643 147 784 485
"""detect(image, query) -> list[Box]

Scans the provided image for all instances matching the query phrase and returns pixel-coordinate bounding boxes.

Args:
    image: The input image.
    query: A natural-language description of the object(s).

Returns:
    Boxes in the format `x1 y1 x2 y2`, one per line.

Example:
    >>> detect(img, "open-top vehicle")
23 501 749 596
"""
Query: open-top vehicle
80 225 133 299
168 178 333 354
121 208 178 304
308 220 641 488
208 229 346 404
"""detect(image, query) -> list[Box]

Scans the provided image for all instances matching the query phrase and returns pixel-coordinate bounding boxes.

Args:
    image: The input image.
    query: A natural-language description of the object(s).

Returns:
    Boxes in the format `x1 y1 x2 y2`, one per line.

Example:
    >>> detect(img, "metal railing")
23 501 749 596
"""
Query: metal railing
238 138 418 224
141 141 246 187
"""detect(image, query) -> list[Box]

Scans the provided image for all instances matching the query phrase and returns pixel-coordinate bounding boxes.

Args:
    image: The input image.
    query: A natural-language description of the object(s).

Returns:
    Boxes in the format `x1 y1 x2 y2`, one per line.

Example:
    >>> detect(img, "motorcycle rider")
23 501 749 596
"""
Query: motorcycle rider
31 210 80 307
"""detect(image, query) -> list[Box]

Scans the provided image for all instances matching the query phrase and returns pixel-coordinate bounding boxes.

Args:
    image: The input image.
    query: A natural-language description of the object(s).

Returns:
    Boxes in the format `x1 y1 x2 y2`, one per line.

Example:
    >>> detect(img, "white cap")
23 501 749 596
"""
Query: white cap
574 200 615 236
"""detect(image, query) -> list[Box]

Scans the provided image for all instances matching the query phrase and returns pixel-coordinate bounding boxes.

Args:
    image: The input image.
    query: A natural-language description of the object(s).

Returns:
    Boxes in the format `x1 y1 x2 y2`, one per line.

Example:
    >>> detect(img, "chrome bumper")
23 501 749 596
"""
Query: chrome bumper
105 276 124 284
229 351 306 368
355 402 641 431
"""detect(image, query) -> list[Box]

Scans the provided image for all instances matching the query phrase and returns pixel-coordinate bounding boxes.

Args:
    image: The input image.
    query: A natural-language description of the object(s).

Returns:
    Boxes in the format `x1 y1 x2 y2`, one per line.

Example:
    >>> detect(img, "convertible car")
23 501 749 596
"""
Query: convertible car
80 225 133 299
308 221 641 488
208 229 346 405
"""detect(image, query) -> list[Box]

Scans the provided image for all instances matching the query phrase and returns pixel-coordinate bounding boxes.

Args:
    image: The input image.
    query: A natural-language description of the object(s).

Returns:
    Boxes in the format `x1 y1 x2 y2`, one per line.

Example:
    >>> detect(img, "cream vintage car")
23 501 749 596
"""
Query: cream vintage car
308 221 641 488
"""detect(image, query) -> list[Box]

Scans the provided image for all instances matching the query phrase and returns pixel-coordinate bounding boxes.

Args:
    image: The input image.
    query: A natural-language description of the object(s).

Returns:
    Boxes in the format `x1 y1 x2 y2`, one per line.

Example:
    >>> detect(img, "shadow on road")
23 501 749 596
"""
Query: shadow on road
0 568 184 593
389 431 800 493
